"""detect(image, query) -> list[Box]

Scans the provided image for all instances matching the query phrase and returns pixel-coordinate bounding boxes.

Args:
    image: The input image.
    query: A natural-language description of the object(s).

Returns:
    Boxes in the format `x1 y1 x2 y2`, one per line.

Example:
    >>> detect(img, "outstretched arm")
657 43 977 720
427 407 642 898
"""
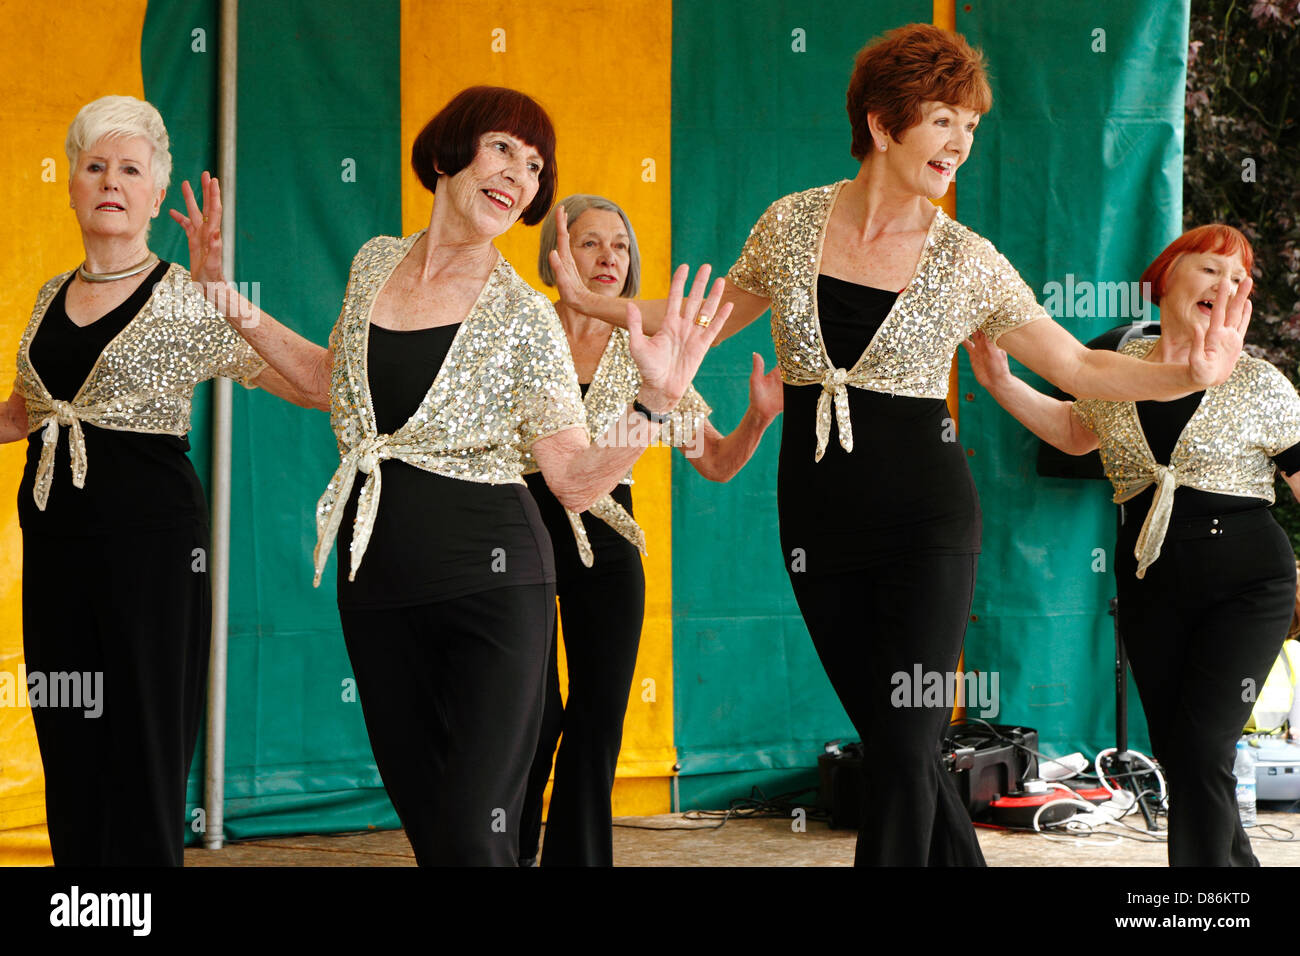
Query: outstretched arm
995 277 1253 401
533 266 732 510
171 172 332 411
963 331 1098 456
548 205 771 343
686 352 783 481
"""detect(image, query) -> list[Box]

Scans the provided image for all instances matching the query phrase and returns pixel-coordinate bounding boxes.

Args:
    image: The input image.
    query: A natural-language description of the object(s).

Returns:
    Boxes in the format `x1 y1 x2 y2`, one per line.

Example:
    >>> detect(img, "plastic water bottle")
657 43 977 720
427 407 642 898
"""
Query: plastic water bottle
1234 740 1257 827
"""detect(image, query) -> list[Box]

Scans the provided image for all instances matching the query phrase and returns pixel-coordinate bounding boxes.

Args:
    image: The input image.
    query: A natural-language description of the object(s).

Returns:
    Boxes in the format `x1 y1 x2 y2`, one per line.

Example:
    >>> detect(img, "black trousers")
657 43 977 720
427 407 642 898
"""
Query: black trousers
22 523 211 866
1116 507 1295 867
788 551 986 866
518 555 646 866
339 582 553 866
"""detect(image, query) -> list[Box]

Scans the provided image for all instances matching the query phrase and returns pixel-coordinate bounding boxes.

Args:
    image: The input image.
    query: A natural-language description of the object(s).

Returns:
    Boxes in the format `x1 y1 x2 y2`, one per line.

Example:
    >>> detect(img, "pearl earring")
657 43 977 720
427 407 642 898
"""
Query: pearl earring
878 142 886 152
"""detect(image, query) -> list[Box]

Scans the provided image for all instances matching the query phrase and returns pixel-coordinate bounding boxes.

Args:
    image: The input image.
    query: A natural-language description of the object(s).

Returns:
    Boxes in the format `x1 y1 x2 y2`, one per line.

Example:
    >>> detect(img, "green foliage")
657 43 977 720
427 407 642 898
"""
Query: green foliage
1186 1 1300 548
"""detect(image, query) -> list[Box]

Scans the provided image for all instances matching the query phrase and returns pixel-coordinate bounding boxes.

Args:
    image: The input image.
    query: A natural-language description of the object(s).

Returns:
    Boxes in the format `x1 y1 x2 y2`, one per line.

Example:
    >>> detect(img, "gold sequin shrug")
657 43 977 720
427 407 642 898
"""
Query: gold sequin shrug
313 233 588 586
1072 338 1300 578
16 263 267 511
727 181 1047 460
521 326 713 567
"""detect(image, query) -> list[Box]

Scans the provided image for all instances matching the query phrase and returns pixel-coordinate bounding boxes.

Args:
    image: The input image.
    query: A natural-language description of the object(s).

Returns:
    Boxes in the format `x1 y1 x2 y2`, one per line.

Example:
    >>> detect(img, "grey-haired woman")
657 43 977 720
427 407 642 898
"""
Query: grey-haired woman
517 194 782 865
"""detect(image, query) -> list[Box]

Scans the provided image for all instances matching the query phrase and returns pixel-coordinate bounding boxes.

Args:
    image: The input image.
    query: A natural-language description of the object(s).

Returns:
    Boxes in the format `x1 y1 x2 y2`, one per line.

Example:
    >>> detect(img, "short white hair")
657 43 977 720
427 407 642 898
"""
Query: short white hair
65 95 172 192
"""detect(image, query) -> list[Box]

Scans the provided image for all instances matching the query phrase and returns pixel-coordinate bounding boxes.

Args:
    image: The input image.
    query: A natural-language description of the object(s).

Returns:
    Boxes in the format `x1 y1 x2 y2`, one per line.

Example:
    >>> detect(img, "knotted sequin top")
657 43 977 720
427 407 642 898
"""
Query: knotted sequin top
313 233 589 586
1073 338 1300 578
16 263 266 511
727 181 1047 460
520 326 712 567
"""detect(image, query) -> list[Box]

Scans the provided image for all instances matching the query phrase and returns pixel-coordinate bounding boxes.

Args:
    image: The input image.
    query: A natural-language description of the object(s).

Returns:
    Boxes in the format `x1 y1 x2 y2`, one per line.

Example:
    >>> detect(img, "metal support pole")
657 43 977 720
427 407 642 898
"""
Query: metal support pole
203 0 238 851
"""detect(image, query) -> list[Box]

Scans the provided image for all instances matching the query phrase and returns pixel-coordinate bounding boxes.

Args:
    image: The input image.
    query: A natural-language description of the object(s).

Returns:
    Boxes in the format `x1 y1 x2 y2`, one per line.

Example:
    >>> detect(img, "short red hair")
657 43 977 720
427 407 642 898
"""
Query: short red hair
846 23 992 159
410 86 557 226
1140 225 1255 305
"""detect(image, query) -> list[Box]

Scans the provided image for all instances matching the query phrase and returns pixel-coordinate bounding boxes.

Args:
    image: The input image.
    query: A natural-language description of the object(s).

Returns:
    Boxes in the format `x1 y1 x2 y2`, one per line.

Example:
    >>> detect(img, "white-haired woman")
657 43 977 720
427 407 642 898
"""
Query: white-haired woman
0 95 304 866
517 194 782 866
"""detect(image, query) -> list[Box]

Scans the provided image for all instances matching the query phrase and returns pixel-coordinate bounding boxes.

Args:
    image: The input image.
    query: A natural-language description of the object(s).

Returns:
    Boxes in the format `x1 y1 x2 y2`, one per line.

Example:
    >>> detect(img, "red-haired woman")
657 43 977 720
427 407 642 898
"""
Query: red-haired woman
550 25 1253 865
171 87 729 866
966 225 1300 866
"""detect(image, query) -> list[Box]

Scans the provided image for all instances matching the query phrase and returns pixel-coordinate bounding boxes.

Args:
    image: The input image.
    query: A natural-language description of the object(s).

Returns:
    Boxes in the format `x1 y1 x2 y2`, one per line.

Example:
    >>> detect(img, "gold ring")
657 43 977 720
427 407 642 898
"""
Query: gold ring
203 216 209 223
695 313 713 328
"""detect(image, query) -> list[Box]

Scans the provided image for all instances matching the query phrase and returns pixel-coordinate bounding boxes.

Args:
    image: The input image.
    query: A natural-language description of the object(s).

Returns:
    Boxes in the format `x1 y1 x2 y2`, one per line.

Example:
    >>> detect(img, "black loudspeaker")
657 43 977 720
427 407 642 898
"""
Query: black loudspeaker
942 722 1039 821
816 723 1041 829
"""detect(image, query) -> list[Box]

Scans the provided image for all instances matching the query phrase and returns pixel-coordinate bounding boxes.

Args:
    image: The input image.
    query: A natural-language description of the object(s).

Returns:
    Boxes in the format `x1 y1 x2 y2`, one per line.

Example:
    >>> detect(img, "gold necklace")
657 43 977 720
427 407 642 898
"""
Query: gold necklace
77 252 159 283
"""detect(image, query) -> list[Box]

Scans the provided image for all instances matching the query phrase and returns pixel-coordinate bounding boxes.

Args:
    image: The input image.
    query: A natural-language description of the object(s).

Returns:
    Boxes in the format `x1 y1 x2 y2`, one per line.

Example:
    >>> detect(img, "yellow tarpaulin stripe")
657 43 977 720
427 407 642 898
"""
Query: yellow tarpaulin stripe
0 0 150 863
401 0 676 814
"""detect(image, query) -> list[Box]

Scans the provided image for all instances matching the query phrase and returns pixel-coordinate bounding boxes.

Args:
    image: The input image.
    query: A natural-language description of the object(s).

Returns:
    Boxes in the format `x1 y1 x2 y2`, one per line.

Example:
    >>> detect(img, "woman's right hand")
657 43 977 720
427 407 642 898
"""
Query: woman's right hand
548 204 601 315
962 330 1012 393
169 170 226 288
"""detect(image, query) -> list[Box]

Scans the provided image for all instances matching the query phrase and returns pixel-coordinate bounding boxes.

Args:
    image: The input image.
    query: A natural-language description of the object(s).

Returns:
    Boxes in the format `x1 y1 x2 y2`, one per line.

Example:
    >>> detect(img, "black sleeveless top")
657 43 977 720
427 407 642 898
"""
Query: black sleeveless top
335 323 554 609
19 261 210 536
775 275 981 576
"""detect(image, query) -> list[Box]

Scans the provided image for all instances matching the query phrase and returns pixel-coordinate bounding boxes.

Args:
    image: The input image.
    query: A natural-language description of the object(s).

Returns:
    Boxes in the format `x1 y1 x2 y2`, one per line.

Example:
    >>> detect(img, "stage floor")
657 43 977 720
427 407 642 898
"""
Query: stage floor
181 808 1300 867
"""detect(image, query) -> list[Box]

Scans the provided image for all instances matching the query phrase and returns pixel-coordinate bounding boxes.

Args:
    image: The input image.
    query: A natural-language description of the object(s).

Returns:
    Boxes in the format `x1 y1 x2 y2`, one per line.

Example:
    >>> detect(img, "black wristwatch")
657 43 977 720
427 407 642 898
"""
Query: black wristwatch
632 400 672 424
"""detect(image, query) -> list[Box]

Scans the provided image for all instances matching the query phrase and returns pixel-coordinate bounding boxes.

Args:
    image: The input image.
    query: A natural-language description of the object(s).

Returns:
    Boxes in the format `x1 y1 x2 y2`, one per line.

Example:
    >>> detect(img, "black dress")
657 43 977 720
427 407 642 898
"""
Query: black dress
334 324 558 866
517 382 647 866
21 261 212 866
778 275 985 866
1115 394 1300 866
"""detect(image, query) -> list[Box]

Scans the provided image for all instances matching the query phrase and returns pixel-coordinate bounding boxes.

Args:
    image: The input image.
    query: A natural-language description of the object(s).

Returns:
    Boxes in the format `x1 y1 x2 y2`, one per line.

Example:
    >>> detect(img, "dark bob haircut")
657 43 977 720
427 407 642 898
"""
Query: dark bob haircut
410 86 557 226
846 23 992 160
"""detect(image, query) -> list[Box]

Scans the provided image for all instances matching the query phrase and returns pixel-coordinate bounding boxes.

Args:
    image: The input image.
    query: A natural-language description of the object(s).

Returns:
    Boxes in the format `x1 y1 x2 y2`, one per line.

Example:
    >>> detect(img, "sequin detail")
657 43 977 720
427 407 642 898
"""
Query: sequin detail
728 181 1048 460
314 234 588 586
16 264 267 510
1073 338 1300 578
520 326 711 567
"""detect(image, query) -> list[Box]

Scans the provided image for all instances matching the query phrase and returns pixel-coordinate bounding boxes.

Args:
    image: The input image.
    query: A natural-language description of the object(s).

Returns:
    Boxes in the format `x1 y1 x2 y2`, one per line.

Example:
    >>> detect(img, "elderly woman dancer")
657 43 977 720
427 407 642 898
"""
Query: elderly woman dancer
174 87 729 866
967 225 1296 866
549 25 1251 865
0 96 304 866
518 194 783 866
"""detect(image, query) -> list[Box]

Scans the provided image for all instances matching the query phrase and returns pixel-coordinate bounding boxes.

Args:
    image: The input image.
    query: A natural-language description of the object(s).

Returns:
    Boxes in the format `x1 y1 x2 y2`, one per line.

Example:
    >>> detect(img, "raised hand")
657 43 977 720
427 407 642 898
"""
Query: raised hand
548 204 600 314
626 263 731 411
1188 275 1252 388
169 170 225 287
961 329 1012 392
748 352 784 420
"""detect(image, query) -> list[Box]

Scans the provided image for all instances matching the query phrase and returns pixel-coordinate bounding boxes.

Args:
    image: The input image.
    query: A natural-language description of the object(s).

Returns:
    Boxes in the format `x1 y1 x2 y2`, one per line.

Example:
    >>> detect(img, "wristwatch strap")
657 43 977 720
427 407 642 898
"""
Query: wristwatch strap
632 399 671 424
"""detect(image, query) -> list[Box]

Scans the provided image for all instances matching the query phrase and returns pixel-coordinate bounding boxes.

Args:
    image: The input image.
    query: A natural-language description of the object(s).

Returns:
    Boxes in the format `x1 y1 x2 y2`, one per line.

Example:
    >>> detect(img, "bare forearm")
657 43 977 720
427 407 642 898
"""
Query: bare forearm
692 409 775 481
1067 350 1201 401
982 373 1088 454
543 407 664 511
197 281 332 408
577 292 668 335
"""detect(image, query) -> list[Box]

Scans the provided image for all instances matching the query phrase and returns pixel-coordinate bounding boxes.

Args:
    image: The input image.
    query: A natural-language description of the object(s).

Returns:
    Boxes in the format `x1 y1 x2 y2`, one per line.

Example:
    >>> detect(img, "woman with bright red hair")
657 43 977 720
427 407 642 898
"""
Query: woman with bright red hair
550 24 1254 866
967 224 1300 866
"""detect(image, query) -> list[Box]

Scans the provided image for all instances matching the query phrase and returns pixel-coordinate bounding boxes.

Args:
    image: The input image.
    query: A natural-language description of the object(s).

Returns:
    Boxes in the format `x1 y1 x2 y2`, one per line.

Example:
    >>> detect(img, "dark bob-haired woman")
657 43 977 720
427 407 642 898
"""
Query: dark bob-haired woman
173 86 729 865
549 25 1252 865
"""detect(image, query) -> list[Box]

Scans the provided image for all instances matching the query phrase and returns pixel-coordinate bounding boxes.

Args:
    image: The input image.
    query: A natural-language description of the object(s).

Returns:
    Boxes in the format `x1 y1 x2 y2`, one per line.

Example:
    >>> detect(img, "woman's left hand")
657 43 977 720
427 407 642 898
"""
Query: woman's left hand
1188 276 1253 387
627 264 731 411
748 352 784 420
169 170 225 287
